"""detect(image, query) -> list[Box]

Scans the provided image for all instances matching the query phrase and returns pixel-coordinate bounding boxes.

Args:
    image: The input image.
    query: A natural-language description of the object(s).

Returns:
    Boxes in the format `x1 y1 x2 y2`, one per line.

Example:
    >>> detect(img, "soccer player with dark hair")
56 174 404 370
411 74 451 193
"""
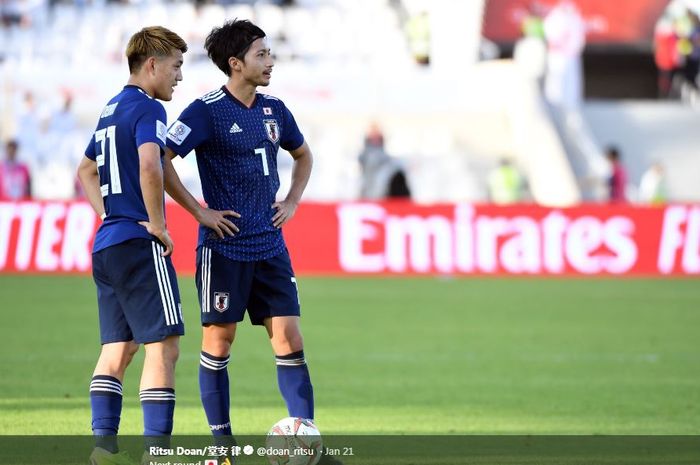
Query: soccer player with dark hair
77 26 233 465
163 19 319 439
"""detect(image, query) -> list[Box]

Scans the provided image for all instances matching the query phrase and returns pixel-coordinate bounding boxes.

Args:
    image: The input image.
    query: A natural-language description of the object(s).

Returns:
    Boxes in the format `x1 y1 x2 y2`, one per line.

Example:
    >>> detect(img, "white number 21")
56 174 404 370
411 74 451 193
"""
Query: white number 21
255 147 270 176
95 125 122 195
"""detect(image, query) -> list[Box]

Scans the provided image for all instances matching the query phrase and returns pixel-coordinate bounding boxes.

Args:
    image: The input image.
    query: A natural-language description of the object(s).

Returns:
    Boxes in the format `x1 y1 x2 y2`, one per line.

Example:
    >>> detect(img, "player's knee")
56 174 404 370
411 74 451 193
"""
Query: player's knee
202 324 235 357
273 331 304 354
160 336 180 364
97 341 140 375
203 338 232 358
145 336 180 365
126 341 139 359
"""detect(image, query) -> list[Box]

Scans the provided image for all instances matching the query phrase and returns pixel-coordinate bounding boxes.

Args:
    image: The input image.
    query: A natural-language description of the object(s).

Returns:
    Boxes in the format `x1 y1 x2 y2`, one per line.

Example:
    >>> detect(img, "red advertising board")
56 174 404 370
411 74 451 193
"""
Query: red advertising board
482 0 670 45
0 201 698 276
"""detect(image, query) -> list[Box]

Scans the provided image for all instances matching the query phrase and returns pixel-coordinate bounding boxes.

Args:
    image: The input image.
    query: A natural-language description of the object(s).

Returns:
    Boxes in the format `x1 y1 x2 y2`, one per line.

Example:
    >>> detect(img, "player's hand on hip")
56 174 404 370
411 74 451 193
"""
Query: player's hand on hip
271 200 298 228
197 208 240 239
138 221 174 256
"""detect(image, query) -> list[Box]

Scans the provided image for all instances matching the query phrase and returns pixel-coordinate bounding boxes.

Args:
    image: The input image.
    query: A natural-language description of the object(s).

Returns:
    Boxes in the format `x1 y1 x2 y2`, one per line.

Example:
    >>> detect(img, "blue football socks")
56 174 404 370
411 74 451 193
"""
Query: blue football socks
90 375 123 453
199 351 232 435
140 388 176 437
275 350 314 420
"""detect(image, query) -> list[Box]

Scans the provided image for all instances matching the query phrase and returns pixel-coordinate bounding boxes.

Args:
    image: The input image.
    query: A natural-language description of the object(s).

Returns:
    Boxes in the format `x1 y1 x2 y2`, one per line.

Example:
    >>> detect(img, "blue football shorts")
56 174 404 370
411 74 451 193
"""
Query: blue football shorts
92 238 184 344
195 246 301 325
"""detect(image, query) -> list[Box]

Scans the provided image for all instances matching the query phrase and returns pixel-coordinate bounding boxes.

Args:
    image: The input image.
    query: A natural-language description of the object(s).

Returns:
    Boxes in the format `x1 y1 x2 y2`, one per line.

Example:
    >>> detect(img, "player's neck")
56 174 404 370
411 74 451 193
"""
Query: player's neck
225 80 256 108
127 76 154 98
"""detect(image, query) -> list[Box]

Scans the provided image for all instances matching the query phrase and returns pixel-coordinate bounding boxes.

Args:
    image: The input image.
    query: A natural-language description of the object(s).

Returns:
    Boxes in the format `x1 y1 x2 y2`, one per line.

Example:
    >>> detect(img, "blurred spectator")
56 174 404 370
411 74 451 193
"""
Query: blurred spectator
358 124 411 200
23 91 83 200
487 157 525 205
405 10 430 66
49 92 77 134
522 2 546 39
605 146 627 203
14 91 42 166
683 10 700 88
654 17 681 98
543 0 586 110
0 0 26 27
638 162 667 205
0 140 31 200
514 1 547 85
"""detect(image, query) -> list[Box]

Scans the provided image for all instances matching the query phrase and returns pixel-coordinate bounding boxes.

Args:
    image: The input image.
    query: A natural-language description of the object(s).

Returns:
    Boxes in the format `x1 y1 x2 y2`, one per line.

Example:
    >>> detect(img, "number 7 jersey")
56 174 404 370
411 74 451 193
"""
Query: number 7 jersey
166 86 305 261
85 85 169 253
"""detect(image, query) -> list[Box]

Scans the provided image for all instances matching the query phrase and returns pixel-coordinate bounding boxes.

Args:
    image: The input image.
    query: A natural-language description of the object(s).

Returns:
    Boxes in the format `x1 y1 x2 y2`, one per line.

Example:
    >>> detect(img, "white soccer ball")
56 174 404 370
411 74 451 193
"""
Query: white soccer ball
265 417 323 465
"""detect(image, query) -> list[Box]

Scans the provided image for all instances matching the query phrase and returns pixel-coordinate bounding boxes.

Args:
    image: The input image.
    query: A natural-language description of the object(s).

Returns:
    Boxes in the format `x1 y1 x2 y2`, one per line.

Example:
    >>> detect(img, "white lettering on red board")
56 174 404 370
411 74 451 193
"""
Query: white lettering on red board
338 204 639 274
0 202 96 272
658 205 700 274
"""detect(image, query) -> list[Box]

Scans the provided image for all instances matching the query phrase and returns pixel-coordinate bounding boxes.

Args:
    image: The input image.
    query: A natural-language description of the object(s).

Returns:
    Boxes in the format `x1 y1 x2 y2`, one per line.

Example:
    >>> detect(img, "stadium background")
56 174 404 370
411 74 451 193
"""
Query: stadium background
0 0 699 441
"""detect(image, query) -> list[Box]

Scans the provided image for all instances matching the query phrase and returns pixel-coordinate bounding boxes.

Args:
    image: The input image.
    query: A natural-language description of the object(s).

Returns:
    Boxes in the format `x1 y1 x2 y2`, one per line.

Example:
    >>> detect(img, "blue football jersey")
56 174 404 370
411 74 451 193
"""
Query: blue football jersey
85 85 169 253
166 86 304 261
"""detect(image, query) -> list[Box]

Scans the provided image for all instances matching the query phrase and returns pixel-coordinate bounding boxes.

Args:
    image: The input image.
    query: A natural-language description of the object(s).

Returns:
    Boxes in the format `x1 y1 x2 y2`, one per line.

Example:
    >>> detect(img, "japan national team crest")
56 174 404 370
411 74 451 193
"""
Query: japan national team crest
263 119 279 143
213 292 229 312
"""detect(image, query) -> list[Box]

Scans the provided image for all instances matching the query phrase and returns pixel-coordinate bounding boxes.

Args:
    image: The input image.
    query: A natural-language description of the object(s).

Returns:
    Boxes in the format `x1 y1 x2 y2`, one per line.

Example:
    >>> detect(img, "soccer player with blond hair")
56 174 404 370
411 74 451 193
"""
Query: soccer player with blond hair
78 26 231 464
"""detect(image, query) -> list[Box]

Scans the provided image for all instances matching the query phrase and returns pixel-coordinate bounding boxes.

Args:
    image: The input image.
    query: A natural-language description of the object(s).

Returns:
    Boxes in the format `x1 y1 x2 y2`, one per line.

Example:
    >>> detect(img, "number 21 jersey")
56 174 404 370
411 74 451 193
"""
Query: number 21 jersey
85 85 168 253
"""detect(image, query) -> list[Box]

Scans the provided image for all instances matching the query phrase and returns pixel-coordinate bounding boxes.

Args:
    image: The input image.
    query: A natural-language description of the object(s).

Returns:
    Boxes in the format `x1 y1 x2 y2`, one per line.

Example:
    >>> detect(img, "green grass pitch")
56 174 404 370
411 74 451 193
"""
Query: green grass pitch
0 275 698 435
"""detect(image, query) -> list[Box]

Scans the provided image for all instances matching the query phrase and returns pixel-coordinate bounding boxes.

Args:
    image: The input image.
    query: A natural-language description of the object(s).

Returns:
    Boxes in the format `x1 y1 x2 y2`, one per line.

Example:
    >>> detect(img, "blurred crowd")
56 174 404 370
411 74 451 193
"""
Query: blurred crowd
1 90 86 201
0 0 682 205
654 3 700 101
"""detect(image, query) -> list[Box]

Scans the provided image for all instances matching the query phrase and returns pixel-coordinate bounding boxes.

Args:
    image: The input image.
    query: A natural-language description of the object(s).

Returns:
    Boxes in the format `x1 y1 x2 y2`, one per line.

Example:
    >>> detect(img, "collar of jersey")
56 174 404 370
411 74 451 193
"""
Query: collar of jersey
124 84 152 99
221 85 257 109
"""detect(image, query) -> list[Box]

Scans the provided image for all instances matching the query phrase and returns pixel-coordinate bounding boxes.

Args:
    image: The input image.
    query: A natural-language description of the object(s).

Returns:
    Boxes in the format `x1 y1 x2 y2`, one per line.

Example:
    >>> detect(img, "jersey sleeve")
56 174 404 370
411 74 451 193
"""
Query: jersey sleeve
84 133 96 161
279 103 304 152
133 100 168 150
166 99 212 157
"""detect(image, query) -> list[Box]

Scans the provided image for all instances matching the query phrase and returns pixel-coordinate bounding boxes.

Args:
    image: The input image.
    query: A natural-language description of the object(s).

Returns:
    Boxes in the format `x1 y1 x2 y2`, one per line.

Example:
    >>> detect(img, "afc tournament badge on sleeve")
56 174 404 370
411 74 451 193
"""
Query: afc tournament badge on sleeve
167 120 191 145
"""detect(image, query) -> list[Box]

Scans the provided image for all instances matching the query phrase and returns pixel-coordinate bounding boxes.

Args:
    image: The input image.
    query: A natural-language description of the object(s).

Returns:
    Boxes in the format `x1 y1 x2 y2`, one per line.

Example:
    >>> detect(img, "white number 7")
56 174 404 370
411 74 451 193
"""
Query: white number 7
255 147 270 176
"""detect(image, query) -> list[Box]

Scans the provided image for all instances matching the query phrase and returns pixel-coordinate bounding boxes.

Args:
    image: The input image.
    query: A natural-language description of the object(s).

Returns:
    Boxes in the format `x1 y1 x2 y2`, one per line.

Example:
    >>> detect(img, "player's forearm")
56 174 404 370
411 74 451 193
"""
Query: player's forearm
140 162 167 230
286 146 313 204
77 158 105 217
163 153 204 218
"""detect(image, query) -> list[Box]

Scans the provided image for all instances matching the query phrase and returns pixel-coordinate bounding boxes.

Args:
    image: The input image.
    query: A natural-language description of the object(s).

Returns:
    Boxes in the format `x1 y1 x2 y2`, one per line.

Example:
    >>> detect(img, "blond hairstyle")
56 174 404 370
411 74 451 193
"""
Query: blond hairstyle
125 26 188 74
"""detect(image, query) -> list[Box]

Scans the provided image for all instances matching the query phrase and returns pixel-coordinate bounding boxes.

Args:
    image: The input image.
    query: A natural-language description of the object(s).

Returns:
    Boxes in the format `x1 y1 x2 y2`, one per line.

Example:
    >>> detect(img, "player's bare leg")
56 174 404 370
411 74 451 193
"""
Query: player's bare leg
265 316 304 354
93 341 140 380
141 336 180 390
202 322 237 357
200 323 237 436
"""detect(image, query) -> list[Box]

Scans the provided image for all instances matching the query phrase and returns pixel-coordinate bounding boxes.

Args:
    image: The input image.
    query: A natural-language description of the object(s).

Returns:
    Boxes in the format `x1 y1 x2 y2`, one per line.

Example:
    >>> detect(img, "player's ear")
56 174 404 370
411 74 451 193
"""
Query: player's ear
229 56 241 73
145 56 158 75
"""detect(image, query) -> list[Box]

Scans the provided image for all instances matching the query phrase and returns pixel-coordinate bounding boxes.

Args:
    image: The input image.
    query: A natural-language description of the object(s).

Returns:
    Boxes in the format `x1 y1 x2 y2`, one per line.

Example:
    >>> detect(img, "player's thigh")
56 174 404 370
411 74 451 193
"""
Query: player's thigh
248 249 300 326
106 239 184 344
196 246 253 325
92 247 133 344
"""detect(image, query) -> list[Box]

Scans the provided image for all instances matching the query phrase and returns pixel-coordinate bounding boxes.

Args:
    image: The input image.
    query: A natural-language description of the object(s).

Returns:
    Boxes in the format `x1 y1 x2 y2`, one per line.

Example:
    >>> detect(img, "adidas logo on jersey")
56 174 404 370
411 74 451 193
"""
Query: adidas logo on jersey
229 123 243 134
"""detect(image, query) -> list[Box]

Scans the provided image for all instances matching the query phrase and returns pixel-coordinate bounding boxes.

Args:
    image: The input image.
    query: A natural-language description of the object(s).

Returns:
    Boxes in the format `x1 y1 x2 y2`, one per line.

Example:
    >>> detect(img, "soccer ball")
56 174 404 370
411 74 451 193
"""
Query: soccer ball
265 417 323 465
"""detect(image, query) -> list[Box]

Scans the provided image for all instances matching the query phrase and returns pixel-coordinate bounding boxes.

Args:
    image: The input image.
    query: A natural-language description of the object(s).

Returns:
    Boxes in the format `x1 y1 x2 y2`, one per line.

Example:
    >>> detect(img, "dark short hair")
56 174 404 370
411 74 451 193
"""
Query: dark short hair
606 146 620 160
205 19 266 76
